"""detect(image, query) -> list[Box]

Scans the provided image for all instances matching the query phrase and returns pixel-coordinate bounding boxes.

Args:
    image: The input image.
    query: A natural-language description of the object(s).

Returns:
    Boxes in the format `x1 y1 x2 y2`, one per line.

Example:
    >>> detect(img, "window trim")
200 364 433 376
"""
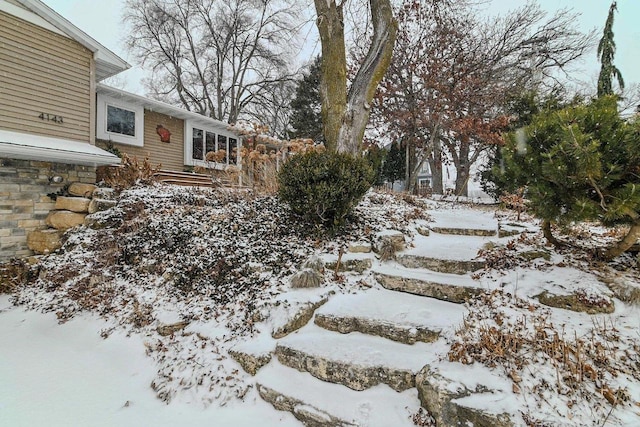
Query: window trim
184 120 241 169
96 94 144 147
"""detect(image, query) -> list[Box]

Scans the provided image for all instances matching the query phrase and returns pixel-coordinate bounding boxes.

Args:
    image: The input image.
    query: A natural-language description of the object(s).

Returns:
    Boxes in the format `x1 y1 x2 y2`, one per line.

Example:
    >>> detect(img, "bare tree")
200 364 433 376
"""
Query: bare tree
314 0 397 154
371 0 594 195
125 0 300 124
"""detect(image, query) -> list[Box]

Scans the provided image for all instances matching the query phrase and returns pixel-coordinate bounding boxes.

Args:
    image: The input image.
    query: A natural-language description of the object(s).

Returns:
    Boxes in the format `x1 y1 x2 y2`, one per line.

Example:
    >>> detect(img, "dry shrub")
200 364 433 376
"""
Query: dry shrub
500 188 527 220
102 154 161 191
0 259 34 293
449 291 638 420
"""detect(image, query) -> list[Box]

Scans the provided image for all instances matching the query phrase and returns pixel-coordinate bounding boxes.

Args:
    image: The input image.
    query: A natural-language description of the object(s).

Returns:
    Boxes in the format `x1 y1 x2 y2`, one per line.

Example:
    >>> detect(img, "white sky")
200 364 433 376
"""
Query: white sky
42 0 639 98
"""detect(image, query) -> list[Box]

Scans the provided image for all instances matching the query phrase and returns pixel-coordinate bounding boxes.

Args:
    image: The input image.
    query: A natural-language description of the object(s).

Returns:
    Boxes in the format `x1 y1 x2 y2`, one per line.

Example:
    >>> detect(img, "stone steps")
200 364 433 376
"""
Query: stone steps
375 271 485 304
430 226 497 237
396 254 486 275
313 288 465 344
256 362 421 427
275 327 438 392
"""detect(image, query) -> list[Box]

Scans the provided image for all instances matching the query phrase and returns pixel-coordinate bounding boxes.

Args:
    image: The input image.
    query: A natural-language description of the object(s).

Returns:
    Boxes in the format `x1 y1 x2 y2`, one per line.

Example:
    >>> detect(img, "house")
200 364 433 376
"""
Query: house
0 0 241 261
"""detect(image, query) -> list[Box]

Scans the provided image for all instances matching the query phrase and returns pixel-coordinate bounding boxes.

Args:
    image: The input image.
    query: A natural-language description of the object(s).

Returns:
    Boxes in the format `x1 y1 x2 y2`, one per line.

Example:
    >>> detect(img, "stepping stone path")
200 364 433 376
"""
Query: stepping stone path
239 205 517 426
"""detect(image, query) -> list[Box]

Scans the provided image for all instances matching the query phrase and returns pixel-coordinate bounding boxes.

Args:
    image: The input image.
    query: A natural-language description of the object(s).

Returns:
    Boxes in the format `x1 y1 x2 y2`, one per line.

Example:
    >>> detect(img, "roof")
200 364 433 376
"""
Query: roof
0 129 121 166
97 84 237 134
10 0 130 81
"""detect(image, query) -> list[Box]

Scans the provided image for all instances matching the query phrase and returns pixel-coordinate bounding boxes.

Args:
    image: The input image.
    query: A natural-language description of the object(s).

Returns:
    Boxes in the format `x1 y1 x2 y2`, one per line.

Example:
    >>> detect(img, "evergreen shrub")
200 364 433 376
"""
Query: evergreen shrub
278 151 374 230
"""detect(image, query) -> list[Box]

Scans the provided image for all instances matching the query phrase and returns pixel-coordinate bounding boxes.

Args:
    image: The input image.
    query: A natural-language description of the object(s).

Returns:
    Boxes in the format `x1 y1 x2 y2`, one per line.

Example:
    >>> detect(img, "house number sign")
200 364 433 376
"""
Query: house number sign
38 113 64 124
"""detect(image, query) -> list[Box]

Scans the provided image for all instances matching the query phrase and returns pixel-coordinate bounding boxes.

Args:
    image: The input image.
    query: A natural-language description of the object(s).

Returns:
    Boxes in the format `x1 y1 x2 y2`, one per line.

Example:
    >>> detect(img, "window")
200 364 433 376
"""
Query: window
96 93 144 146
184 121 241 168
218 135 227 163
229 138 237 164
192 128 204 160
106 105 136 136
205 132 216 155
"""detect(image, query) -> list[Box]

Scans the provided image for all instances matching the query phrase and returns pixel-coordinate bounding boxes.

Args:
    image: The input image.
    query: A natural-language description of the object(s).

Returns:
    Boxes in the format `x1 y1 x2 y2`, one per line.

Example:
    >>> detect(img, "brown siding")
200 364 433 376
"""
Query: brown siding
104 110 185 171
0 11 93 141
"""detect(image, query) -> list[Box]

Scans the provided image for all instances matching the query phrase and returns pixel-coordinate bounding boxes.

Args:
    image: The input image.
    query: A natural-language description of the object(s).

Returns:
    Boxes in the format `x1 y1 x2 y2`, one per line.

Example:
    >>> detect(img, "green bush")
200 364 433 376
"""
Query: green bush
278 150 374 230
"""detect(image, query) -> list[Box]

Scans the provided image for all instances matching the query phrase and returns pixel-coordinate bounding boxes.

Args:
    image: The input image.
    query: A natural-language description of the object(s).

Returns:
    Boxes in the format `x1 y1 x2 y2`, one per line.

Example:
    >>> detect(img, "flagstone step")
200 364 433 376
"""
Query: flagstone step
375 271 485 303
396 254 486 275
256 362 421 427
430 226 497 237
314 288 466 344
275 327 441 392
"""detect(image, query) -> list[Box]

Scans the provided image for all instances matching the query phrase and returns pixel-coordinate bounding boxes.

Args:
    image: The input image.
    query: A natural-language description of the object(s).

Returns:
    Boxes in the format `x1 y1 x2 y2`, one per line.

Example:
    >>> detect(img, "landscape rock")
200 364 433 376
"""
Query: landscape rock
416 226 430 236
290 268 324 288
416 365 513 427
229 348 272 375
156 321 190 336
92 187 117 200
314 313 440 344
55 196 91 213
396 254 485 275
84 213 123 230
535 291 614 314
325 258 372 274
375 273 483 304
257 384 355 427
26 229 63 254
45 210 87 230
88 198 118 214
348 241 372 253
272 297 329 338
68 182 97 198
275 343 415 392
431 226 496 237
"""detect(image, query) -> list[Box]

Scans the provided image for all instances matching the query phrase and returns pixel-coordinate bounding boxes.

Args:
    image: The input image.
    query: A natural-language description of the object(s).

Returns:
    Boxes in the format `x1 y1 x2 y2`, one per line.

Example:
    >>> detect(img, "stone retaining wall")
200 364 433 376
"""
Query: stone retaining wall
0 159 96 261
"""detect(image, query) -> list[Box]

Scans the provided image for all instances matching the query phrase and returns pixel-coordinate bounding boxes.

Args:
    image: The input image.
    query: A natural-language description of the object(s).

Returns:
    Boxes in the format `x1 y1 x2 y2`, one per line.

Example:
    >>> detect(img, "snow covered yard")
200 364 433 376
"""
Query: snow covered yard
1 183 640 426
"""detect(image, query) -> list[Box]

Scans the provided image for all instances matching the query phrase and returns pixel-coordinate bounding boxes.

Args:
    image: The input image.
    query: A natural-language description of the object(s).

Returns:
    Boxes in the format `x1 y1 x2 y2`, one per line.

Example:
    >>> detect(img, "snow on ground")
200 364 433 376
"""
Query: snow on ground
1 184 640 426
0 296 298 427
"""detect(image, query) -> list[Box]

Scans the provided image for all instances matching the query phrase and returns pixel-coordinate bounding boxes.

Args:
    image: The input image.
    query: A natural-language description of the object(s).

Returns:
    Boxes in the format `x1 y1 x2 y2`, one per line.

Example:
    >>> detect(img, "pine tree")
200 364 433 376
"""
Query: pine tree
597 2 624 97
289 56 324 143
501 96 640 259
383 142 405 188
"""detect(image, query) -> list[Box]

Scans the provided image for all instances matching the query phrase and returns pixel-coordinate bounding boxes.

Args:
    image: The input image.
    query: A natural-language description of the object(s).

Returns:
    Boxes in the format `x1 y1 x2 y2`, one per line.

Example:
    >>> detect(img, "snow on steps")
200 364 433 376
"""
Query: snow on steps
255 361 422 427
313 288 466 344
373 264 487 303
430 226 497 237
275 326 438 392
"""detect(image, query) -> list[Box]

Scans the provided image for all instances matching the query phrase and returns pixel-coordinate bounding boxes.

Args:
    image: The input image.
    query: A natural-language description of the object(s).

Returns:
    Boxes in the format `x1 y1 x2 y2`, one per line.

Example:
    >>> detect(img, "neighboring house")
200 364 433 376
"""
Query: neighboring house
0 0 241 261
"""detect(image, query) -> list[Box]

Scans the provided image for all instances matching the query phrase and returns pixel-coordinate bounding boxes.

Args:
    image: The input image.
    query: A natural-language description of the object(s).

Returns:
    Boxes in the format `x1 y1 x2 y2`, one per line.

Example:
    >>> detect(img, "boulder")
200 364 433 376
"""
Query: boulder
272 297 329 339
27 229 63 254
348 241 372 253
325 258 372 274
229 348 272 376
92 187 117 200
88 198 118 214
45 210 86 230
55 196 90 213
68 182 97 198
416 365 513 427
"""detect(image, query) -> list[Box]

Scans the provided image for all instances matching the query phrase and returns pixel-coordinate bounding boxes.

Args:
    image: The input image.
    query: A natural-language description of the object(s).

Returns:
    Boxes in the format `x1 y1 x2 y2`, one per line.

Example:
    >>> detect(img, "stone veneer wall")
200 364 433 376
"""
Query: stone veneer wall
0 159 96 261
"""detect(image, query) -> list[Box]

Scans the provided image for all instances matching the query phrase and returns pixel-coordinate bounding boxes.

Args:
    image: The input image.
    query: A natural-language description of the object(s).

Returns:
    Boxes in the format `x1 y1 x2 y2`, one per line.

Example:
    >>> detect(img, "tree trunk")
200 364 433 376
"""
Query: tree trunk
454 141 470 197
602 220 640 260
315 0 397 155
429 138 443 194
542 219 565 248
